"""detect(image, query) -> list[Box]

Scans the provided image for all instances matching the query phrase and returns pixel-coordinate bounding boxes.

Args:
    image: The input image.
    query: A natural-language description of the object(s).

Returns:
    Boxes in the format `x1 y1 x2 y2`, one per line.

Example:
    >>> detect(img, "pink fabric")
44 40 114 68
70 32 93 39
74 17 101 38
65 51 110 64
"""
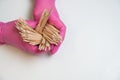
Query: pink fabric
0 22 5 44
0 0 66 55
0 20 43 54
33 0 66 54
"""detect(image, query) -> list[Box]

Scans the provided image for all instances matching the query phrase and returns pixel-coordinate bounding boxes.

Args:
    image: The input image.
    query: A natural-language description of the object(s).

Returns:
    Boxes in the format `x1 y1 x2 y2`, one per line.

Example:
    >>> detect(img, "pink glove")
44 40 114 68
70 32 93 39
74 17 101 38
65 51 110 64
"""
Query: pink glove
0 20 43 54
33 0 66 54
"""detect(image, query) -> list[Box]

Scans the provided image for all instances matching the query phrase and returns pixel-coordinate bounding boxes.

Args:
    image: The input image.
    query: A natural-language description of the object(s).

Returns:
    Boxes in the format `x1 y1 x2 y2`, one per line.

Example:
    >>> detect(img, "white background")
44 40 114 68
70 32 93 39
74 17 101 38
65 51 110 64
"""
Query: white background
0 0 120 80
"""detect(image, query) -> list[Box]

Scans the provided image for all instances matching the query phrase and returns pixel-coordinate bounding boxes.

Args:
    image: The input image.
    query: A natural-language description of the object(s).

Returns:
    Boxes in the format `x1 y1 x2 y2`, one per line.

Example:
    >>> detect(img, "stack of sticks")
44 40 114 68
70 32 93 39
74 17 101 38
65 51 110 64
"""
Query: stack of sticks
16 9 62 51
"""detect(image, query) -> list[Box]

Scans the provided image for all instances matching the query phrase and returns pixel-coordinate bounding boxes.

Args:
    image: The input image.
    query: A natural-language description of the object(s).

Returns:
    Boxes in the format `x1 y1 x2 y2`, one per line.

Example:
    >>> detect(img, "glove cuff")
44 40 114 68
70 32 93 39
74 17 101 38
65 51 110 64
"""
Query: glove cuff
0 22 5 44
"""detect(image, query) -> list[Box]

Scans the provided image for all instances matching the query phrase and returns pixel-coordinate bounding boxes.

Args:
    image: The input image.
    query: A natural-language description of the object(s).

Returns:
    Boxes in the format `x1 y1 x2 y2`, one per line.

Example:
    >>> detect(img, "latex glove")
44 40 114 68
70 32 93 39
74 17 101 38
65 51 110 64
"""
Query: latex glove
33 0 66 54
0 20 43 54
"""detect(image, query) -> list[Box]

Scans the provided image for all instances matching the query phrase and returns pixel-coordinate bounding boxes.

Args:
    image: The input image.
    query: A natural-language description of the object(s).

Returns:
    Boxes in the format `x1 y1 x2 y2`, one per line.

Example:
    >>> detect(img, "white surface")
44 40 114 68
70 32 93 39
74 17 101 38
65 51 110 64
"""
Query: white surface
0 0 120 80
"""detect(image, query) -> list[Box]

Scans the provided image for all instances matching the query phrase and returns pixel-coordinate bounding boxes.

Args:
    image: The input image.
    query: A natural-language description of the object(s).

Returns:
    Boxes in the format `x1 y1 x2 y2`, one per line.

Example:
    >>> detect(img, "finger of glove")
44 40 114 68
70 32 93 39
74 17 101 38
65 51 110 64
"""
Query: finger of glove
33 0 56 21
48 16 66 54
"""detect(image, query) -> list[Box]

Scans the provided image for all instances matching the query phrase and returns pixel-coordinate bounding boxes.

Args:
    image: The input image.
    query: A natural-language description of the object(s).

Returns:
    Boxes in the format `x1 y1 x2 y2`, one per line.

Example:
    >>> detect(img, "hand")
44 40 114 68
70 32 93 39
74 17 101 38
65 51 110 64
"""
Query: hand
0 20 43 54
33 0 66 54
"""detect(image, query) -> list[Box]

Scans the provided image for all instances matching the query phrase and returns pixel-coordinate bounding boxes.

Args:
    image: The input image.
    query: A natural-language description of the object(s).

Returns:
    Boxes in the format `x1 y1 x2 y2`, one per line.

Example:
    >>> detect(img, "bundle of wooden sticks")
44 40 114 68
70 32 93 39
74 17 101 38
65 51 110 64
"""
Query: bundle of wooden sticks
16 9 62 51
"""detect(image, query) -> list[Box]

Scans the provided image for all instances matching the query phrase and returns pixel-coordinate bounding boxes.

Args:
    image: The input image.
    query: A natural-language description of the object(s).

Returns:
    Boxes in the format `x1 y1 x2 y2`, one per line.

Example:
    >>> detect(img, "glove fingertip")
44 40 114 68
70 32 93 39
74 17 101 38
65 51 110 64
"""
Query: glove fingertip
49 43 61 55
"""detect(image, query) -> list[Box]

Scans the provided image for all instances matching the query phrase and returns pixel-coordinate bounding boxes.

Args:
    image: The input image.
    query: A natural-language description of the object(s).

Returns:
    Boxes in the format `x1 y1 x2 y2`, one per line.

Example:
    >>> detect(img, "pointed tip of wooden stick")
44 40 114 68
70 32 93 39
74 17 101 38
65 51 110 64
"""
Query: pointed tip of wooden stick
44 8 53 17
18 17 23 21
49 7 53 14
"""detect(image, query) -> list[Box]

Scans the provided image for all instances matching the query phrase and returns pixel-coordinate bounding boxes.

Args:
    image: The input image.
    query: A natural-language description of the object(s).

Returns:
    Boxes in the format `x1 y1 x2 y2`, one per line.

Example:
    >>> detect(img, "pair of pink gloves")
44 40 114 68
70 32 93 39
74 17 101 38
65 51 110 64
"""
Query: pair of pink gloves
0 0 66 55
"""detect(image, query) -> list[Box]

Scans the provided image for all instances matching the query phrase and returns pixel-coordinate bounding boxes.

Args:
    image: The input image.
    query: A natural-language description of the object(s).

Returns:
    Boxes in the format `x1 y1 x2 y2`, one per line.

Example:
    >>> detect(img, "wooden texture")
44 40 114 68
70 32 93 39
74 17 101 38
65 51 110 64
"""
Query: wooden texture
16 9 62 51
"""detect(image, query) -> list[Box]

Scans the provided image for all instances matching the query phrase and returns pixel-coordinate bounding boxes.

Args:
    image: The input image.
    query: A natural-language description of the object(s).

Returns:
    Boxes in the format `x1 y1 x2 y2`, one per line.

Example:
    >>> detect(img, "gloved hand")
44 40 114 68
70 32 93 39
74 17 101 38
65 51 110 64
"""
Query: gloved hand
33 0 66 54
0 20 43 54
